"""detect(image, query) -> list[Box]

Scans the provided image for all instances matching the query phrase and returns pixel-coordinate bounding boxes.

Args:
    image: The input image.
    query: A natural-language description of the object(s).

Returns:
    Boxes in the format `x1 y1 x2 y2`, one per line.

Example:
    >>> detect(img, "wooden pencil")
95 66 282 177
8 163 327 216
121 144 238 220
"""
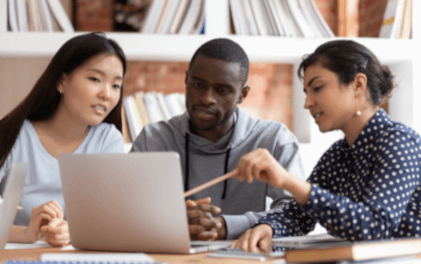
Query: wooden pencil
184 170 237 198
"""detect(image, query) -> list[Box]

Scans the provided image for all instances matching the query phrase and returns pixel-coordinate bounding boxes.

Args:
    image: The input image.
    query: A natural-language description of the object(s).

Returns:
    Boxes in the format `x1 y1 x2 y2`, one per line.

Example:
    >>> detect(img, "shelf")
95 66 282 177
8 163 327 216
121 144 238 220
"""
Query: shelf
0 32 416 63
0 0 418 64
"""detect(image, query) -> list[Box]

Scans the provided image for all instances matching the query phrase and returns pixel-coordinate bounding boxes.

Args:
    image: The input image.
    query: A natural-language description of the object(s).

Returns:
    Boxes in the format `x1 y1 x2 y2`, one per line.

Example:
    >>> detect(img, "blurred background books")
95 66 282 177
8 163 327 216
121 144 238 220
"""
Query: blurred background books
123 91 186 142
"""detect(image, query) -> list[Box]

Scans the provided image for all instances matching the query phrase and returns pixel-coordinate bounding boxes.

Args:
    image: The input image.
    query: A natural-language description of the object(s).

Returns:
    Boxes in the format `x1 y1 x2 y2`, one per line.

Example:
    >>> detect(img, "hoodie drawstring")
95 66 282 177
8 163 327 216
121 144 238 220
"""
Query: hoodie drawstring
221 148 231 199
185 133 231 200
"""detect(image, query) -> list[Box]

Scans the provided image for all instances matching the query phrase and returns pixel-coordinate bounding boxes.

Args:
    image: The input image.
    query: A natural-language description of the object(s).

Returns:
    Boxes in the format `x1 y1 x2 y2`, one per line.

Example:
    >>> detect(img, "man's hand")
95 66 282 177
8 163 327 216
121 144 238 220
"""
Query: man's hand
186 197 225 240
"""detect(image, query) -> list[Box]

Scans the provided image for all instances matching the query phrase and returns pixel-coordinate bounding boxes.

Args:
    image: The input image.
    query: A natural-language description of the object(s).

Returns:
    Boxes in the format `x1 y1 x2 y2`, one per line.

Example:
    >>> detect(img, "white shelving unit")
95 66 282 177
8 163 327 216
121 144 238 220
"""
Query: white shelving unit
1 0 420 175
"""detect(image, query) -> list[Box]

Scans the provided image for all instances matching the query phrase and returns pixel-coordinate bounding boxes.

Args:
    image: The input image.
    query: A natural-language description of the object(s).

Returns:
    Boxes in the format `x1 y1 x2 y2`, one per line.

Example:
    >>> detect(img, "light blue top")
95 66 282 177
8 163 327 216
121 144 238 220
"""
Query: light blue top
0 119 124 225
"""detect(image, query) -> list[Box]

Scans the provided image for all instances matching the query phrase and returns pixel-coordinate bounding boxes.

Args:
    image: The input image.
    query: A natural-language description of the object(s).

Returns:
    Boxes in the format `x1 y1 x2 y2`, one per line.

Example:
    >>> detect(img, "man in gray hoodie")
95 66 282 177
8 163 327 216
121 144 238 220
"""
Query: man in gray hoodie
131 38 305 240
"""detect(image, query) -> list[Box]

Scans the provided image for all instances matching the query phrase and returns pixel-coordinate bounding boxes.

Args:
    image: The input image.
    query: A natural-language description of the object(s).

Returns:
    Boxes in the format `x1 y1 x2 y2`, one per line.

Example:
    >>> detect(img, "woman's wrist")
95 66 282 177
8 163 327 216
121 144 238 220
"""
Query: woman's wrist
255 223 274 237
8 225 32 243
283 175 312 205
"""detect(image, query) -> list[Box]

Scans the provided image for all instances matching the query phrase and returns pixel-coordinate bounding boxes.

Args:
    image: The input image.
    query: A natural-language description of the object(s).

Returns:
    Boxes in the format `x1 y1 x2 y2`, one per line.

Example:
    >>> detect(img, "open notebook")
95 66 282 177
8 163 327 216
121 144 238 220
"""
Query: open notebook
0 163 28 256
58 152 229 254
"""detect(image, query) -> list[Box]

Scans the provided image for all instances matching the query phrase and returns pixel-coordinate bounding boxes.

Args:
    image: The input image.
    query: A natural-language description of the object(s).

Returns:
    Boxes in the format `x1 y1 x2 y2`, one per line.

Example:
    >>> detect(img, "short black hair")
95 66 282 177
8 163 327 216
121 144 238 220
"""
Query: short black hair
189 38 249 85
298 40 394 105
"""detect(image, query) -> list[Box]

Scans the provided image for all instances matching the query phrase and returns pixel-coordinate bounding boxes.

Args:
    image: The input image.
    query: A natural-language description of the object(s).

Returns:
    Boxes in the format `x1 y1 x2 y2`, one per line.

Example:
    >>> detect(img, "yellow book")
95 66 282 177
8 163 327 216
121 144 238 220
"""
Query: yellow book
131 96 144 131
134 91 152 125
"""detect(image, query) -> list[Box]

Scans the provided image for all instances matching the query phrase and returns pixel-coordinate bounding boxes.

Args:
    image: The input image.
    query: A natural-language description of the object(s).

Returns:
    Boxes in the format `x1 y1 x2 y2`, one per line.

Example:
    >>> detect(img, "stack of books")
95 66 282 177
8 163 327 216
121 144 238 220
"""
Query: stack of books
208 234 421 263
123 91 186 142
379 0 412 39
7 0 74 32
283 236 421 263
140 0 205 35
229 0 335 37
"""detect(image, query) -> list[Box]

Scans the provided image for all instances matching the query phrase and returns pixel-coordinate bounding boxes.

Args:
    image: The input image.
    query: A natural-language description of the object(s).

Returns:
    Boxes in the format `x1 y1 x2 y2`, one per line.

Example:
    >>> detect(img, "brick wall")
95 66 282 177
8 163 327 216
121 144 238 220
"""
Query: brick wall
359 0 389 37
75 0 113 31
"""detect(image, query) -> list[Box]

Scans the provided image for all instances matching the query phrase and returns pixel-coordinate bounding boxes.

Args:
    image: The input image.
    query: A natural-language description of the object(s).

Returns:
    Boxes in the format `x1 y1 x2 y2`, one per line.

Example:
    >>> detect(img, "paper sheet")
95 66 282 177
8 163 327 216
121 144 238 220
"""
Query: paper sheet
5 240 51 249
41 253 154 263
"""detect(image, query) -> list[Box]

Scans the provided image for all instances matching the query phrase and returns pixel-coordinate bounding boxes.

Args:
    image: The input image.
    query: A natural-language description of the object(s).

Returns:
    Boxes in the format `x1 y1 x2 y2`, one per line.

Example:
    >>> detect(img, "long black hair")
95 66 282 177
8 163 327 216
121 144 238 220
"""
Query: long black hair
0 32 127 169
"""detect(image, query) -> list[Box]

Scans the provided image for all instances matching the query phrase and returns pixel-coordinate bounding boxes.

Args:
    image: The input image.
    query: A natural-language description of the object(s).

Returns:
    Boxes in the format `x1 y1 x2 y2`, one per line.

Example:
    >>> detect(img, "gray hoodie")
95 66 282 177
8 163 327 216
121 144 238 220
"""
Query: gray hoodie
131 106 306 239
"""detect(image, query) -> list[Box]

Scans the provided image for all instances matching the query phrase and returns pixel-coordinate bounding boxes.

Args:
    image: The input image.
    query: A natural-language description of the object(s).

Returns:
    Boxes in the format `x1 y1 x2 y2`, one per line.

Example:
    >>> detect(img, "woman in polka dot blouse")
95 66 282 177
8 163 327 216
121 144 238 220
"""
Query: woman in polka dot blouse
230 40 421 252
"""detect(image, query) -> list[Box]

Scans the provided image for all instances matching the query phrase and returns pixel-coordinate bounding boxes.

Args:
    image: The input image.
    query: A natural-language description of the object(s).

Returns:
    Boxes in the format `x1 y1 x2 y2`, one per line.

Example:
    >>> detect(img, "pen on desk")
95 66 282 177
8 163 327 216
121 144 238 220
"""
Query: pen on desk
184 170 237 198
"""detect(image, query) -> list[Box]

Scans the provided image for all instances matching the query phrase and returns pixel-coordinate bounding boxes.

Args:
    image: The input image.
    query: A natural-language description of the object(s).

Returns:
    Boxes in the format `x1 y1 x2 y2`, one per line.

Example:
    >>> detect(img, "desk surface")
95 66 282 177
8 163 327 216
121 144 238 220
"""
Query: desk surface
0 247 278 264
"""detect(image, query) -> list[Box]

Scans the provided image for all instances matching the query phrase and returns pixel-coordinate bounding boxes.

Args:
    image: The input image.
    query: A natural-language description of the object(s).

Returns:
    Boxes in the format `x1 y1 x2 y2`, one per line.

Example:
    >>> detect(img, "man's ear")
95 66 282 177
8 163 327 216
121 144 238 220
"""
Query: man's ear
238 85 250 104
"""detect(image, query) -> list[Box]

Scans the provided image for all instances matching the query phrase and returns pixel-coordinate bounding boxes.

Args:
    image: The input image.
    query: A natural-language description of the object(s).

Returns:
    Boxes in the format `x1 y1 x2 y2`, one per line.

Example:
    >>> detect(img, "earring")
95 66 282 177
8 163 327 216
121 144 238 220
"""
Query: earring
58 89 62 94
355 91 361 116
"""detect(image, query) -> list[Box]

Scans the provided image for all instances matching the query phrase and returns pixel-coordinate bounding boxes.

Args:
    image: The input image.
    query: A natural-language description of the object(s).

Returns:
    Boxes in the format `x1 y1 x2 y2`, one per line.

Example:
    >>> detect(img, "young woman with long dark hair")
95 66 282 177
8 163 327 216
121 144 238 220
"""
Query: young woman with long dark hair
0 32 127 246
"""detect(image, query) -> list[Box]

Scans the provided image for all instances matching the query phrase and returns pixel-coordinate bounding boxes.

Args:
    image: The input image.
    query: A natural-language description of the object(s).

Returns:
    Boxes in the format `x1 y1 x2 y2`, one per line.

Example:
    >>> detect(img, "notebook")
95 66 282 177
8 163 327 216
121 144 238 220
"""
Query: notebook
40 253 162 264
0 163 28 256
58 152 229 254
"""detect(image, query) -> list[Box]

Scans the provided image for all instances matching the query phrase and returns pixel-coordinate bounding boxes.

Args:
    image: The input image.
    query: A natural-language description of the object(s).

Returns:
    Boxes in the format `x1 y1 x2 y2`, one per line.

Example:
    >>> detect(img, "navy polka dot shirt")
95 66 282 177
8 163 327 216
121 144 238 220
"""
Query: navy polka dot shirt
258 109 421 241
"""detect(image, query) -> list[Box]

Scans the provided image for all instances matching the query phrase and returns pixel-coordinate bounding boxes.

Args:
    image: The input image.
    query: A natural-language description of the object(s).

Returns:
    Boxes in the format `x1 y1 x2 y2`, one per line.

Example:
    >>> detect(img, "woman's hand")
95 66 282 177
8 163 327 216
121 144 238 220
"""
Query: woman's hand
231 224 274 253
25 200 64 243
232 148 312 205
41 218 70 247
232 148 291 189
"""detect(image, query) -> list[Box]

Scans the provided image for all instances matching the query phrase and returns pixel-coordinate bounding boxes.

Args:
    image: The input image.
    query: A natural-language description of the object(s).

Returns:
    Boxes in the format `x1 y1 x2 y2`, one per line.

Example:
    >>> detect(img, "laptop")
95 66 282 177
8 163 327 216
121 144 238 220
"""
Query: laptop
0 163 28 256
58 152 230 254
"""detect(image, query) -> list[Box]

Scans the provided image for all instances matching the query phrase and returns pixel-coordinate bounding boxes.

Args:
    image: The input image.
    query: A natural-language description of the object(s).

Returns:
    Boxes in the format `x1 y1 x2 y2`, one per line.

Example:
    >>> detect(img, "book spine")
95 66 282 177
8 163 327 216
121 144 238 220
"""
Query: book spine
46 0 74 32
168 0 190 34
7 0 19 32
16 0 28 32
123 96 140 142
156 92 172 120
38 0 54 32
160 0 181 34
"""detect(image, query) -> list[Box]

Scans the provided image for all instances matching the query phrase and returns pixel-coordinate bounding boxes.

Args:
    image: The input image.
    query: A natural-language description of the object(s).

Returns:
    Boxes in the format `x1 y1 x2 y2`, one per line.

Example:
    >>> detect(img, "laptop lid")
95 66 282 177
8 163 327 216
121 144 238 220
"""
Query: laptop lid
0 163 28 256
59 152 197 254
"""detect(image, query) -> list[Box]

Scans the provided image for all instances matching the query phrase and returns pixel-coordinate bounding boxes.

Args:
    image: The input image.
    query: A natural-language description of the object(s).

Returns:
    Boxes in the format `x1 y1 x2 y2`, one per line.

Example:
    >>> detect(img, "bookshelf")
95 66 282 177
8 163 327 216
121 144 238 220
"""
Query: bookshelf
0 0 420 175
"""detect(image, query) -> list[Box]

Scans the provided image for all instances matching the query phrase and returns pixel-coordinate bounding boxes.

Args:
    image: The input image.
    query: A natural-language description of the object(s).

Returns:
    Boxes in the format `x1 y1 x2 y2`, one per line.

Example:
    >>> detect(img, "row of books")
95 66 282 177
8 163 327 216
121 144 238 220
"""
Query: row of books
230 0 334 37
123 91 186 142
141 0 206 35
7 0 74 32
379 0 412 39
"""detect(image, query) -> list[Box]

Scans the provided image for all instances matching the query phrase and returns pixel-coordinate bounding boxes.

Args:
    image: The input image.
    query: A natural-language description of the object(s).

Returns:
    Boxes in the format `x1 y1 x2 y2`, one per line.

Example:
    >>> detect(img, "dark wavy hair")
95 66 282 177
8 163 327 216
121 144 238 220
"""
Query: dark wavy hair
298 40 394 105
0 32 127 169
